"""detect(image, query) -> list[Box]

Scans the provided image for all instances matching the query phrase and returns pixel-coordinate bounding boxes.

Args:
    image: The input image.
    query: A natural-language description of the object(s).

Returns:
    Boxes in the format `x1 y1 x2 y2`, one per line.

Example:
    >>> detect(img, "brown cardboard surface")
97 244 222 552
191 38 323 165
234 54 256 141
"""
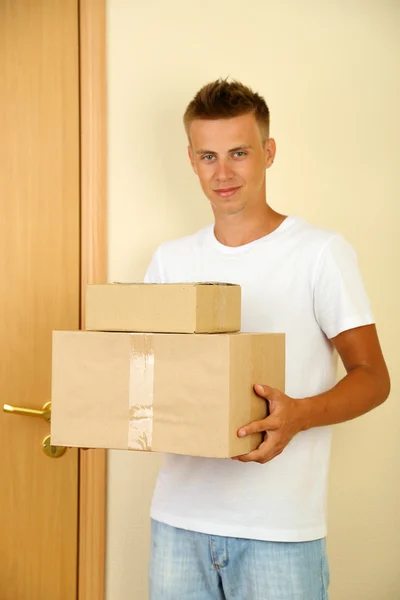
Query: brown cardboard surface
228 333 286 456
194 284 241 333
51 331 130 449
151 334 230 456
51 330 285 458
85 283 241 333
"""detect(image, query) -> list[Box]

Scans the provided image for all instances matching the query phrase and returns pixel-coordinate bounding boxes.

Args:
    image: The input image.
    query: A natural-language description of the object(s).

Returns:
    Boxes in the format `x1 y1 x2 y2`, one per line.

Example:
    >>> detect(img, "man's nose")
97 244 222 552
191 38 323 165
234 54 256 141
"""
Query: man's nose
215 160 234 182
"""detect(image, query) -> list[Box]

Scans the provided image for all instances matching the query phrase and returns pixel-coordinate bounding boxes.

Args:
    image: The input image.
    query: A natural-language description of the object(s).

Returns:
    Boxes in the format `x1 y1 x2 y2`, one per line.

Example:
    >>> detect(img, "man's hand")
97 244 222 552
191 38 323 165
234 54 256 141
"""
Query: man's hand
233 384 304 464
232 325 390 465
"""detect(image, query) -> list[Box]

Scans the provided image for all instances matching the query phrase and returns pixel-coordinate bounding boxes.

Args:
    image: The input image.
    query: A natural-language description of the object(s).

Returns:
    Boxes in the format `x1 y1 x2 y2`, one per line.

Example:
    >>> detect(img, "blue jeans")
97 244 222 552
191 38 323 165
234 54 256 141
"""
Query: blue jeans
149 519 329 600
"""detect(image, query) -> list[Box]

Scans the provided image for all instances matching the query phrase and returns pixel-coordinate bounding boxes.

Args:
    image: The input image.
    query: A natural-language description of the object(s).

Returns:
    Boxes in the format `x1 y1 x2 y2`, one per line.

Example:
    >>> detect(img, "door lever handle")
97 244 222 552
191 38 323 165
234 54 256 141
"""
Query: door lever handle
3 401 51 423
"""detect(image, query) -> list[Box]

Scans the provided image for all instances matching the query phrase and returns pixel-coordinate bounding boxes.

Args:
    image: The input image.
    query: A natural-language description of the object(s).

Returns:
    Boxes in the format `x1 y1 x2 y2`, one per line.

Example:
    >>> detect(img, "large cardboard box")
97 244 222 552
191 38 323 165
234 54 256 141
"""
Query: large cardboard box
51 331 285 458
85 283 241 333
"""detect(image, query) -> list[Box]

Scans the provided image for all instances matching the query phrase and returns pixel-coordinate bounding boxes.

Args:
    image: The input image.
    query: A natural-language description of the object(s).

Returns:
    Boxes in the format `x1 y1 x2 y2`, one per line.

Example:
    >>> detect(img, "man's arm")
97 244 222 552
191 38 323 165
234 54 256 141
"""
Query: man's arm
235 324 390 464
299 323 390 430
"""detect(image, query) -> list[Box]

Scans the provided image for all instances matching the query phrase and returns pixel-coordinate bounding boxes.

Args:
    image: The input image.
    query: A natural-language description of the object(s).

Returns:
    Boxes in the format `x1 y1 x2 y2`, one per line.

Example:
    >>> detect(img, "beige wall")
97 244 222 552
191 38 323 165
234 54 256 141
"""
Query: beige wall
105 1 400 598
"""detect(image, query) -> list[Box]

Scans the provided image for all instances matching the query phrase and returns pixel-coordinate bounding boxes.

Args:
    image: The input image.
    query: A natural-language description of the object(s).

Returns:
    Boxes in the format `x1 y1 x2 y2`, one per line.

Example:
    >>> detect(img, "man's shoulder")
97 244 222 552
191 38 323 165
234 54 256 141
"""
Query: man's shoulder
290 216 343 251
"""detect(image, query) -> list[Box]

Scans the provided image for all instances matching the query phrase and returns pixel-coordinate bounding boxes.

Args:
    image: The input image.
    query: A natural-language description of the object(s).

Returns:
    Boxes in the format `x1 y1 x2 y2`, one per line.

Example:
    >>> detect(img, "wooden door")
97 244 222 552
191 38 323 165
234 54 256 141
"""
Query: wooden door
0 1 80 598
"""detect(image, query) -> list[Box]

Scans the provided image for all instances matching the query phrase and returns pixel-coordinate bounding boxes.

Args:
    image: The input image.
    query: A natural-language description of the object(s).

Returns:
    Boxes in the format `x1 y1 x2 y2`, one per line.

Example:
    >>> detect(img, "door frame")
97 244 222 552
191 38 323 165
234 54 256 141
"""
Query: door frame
79 1 107 598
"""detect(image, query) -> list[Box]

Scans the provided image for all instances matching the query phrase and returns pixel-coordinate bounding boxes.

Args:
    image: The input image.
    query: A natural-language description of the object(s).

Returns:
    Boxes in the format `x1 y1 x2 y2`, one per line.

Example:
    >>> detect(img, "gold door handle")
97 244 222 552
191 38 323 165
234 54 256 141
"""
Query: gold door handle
3 402 67 458
3 401 51 423
42 435 67 458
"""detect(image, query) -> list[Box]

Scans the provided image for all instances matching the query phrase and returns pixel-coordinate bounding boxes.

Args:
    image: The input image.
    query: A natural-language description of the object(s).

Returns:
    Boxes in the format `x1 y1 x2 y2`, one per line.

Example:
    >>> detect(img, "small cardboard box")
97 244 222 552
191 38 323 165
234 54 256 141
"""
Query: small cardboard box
51 330 285 458
85 283 241 333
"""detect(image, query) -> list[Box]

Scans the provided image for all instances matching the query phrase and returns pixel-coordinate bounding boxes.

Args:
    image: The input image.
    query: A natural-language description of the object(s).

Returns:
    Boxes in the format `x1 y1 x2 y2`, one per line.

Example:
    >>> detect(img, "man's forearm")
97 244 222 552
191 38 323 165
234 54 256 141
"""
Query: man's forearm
298 365 390 431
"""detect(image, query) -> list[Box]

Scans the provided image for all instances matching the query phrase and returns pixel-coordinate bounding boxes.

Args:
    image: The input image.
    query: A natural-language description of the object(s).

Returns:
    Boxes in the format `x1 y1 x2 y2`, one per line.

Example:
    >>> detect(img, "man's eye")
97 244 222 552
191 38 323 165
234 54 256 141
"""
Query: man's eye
202 154 214 161
234 151 247 158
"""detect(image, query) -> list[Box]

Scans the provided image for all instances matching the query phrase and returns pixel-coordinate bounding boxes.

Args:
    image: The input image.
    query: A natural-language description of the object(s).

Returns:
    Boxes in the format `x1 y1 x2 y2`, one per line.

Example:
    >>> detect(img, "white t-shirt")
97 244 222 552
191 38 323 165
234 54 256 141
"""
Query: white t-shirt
144 215 374 542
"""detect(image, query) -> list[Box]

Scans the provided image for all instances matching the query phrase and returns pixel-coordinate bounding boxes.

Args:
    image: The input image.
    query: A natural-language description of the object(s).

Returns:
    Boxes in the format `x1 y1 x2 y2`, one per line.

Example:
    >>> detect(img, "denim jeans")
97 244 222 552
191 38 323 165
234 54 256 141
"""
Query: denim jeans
149 519 329 600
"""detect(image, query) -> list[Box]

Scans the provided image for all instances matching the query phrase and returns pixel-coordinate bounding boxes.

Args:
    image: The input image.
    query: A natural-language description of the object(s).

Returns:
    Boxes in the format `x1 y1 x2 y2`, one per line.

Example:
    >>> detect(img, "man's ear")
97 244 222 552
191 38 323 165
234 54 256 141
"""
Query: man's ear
188 145 198 174
264 138 276 169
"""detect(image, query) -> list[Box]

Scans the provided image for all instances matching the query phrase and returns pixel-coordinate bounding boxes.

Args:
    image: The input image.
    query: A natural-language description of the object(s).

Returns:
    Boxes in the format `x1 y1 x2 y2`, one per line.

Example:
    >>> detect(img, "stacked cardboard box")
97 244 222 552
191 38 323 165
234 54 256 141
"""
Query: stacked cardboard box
51 283 285 458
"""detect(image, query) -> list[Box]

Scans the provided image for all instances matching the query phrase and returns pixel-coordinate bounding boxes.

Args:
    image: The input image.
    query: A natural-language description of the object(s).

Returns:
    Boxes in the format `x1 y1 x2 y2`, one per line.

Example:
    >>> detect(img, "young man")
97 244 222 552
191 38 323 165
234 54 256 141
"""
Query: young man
144 79 390 599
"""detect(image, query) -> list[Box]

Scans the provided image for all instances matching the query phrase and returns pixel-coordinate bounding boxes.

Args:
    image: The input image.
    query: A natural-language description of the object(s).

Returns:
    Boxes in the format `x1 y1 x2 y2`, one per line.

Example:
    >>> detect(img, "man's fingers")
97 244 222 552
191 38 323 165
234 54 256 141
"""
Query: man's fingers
237 449 282 464
237 434 285 464
238 415 279 438
254 384 279 399
238 419 265 437
236 438 276 464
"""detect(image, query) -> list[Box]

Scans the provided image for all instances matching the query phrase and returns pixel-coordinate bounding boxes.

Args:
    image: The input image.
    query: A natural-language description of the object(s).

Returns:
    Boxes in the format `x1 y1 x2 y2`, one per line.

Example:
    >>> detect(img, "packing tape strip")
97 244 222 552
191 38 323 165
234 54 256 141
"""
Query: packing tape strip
128 338 154 451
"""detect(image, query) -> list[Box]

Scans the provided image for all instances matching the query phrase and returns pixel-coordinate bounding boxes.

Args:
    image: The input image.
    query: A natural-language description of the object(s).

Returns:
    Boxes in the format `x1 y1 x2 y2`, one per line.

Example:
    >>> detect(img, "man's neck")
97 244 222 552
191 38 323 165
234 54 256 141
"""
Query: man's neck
213 204 287 247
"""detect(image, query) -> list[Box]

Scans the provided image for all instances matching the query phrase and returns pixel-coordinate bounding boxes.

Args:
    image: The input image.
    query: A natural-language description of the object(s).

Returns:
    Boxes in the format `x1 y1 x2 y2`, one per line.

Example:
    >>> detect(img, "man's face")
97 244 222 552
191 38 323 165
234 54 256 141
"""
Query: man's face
188 113 275 217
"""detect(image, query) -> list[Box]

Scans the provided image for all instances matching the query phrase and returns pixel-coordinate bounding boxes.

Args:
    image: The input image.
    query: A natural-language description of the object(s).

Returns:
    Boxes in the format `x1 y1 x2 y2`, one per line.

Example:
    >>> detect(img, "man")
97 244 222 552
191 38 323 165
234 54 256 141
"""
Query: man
144 79 390 599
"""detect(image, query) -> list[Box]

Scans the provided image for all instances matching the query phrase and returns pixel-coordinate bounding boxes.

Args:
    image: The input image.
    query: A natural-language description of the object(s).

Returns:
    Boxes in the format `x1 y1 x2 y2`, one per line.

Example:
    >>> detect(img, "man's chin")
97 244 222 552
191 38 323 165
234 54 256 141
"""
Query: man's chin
210 201 246 217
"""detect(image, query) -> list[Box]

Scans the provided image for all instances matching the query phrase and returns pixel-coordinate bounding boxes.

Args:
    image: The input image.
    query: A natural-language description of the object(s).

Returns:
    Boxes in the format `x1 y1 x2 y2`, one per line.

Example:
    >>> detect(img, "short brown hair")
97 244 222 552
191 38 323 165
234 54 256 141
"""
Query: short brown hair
183 78 270 141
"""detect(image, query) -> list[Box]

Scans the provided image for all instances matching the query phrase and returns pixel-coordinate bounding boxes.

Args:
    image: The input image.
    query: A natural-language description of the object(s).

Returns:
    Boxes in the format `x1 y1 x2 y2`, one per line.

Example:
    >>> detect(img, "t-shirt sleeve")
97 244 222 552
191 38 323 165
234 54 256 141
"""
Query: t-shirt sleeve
143 247 165 284
313 235 375 339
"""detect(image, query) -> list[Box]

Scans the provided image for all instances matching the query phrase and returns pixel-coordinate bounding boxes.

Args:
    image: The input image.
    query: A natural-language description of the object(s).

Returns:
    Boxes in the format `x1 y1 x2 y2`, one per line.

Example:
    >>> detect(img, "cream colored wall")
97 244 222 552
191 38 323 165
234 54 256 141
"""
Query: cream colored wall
105 1 400 598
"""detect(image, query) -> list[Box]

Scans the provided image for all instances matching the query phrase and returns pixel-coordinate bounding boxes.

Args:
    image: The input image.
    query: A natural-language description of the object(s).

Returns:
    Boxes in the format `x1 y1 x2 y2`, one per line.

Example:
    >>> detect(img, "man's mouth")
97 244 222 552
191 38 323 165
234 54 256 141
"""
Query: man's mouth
213 186 241 198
